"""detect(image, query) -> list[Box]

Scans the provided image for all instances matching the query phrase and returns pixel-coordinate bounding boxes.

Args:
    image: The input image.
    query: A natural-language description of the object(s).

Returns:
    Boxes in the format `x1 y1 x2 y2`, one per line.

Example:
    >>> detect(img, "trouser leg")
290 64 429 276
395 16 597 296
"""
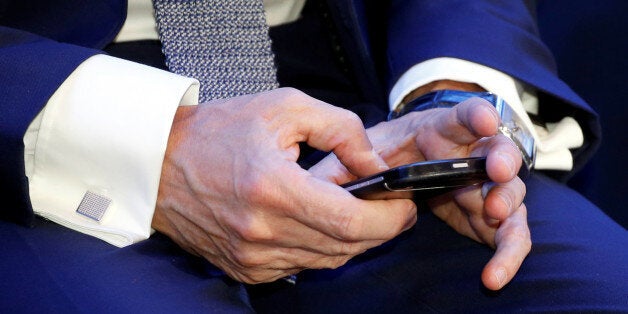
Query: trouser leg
251 174 628 313
0 218 254 313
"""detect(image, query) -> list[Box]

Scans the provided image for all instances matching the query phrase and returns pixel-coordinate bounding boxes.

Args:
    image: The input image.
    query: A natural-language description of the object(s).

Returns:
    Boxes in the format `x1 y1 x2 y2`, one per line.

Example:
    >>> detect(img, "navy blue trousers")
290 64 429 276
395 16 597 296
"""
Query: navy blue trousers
1 174 626 312
2 2 626 312
252 174 628 313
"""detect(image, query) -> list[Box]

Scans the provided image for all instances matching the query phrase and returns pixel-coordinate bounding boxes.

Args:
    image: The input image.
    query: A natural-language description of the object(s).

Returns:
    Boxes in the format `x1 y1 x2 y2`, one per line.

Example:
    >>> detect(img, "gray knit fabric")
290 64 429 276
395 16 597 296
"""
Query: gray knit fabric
153 0 279 102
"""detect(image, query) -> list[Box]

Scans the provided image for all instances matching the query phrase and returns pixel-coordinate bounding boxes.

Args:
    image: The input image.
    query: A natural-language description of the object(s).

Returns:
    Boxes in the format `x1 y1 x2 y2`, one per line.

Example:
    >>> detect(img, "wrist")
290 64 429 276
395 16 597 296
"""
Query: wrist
401 80 484 104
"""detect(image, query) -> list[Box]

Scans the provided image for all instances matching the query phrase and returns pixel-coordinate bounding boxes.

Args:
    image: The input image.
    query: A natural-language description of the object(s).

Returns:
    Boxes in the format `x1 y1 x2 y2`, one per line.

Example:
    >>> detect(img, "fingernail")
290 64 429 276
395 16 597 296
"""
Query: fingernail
499 192 512 211
498 152 516 177
495 267 507 288
481 103 500 127
481 182 495 199
402 212 417 232
372 149 389 171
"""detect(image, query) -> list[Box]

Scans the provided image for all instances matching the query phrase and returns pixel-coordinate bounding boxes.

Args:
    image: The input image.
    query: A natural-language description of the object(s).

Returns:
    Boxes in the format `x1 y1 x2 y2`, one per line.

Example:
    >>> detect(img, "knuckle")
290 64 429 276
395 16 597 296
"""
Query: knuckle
237 170 275 207
241 270 273 284
395 208 417 235
332 210 364 241
512 226 531 242
231 248 266 268
234 220 273 243
331 241 358 256
277 86 302 96
339 110 363 129
524 237 532 253
509 223 532 252
277 87 309 105
516 178 527 200
312 255 347 270
327 255 351 269
227 209 274 244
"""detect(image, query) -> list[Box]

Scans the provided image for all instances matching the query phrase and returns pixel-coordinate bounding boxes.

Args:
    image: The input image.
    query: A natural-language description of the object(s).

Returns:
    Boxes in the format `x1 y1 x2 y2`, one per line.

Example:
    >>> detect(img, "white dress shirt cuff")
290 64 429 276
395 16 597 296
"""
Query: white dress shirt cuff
389 57 583 171
24 54 199 247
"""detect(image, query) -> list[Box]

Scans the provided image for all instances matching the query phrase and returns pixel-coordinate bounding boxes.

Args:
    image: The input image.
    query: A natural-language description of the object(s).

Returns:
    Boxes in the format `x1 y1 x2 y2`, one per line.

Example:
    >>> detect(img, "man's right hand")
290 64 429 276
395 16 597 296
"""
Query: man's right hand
151 88 417 284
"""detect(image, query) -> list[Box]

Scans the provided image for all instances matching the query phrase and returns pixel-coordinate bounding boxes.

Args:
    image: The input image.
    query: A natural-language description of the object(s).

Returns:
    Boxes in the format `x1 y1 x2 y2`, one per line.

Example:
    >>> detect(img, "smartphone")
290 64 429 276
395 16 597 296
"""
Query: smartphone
341 157 489 200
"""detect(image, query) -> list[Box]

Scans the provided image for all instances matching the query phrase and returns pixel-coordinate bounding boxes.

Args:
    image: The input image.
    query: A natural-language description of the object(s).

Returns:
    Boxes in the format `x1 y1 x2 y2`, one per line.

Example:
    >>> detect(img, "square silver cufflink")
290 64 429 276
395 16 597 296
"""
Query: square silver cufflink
76 191 111 221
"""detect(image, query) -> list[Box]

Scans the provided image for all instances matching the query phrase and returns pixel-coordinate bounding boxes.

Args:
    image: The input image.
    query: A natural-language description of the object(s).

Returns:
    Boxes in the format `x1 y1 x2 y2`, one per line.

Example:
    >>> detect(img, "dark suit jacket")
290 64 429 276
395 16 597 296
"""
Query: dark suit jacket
0 0 600 226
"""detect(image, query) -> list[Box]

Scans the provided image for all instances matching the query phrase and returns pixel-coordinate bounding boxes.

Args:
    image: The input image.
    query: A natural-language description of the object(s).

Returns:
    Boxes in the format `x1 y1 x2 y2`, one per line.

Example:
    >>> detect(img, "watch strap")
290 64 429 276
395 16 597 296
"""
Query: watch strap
389 90 497 120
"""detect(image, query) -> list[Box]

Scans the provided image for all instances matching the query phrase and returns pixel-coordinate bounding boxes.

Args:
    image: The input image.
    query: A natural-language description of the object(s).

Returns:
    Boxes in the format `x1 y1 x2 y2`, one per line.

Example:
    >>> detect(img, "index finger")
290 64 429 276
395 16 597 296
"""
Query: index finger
285 93 388 177
290 172 418 243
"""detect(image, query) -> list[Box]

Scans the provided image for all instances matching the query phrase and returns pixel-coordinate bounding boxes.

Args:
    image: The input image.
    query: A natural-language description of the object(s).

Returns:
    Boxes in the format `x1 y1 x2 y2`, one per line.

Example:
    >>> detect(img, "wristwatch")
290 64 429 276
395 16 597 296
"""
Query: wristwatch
389 90 536 177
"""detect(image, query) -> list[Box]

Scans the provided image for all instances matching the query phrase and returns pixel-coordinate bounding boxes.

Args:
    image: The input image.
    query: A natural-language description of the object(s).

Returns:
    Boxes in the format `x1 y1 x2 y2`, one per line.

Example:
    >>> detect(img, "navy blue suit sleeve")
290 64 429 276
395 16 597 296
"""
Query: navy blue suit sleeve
386 0 601 176
0 26 99 225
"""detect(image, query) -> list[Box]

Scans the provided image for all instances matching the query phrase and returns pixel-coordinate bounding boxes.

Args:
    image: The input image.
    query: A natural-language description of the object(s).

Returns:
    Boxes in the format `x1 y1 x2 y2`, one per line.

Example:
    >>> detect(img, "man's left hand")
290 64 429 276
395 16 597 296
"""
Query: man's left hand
310 97 531 291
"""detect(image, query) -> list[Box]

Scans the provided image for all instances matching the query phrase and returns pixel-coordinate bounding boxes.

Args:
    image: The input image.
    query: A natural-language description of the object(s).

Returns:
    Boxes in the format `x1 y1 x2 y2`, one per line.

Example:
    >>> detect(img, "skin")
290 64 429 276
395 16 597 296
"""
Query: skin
152 84 530 291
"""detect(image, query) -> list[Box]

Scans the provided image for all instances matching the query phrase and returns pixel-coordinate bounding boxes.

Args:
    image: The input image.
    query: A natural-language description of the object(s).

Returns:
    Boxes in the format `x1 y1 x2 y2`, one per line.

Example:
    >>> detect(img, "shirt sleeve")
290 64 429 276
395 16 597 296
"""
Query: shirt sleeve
389 57 584 171
23 54 199 247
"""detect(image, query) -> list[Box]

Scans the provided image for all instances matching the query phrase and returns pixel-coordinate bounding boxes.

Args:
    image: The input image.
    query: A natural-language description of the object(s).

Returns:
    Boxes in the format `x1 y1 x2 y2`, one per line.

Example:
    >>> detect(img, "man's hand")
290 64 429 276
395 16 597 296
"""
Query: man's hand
151 88 417 284
310 97 531 291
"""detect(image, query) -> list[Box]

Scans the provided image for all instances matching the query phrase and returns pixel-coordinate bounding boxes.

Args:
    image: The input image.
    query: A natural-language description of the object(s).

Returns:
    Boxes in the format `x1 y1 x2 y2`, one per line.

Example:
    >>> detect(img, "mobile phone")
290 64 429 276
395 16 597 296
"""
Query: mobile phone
341 157 489 200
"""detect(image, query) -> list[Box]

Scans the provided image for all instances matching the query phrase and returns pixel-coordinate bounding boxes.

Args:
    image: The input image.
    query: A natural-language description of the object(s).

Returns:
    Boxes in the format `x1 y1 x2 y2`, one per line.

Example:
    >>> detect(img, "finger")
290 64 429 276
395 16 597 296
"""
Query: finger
429 191 487 244
217 241 375 283
153 209 301 285
431 97 500 145
481 204 531 290
447 177 525 244
287 96 388 177
218 255 303 284
226 209 390 257
430 181 526 257
483 177 526 221
237 245 356 271
308 152 357 185
476 134 522 183
243 164 417 253
291 174 418 242
435 186 497 245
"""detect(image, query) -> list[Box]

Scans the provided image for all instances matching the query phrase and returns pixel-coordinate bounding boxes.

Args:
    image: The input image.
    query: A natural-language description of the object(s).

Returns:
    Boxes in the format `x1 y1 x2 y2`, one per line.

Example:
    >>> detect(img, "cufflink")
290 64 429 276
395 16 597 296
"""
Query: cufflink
388 90 536 177
76 191 111 221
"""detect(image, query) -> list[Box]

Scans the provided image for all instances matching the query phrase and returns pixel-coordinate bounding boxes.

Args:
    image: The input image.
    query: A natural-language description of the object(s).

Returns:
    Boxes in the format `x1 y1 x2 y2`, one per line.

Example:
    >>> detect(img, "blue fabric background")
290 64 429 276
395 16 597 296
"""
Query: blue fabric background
538 0 628 227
